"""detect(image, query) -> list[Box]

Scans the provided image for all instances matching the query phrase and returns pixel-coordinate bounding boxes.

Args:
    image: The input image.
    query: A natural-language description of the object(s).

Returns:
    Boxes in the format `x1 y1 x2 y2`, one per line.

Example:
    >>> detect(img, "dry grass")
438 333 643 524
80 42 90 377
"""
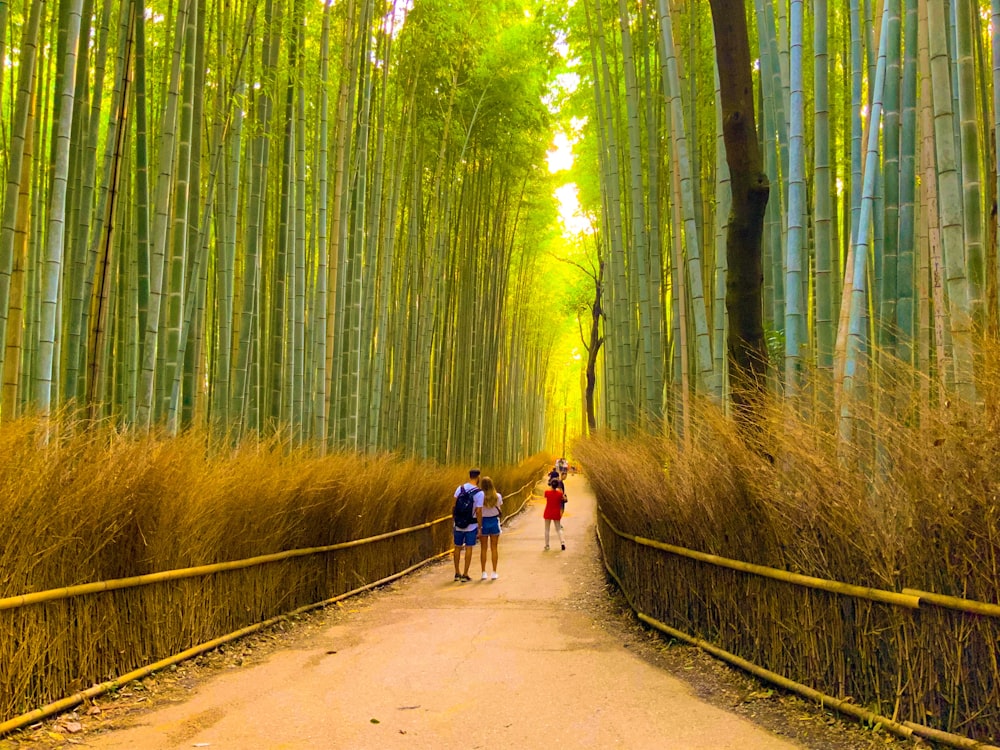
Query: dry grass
0 419 547 722
577 348 1000 743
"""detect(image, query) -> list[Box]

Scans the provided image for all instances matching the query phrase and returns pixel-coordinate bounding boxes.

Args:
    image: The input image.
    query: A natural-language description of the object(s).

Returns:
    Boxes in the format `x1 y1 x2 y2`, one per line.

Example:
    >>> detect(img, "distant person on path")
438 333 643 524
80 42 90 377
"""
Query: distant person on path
547 467 566 495
478 476 503 580
547 466 567 512
556 457 568 480
543 477 566 551
452 469 484 582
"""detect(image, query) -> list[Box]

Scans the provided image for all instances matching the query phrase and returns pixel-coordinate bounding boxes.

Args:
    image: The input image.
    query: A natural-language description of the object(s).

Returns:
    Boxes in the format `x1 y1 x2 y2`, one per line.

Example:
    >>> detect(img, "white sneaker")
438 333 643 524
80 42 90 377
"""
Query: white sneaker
490 572 498 580
481 572 488 580
544 545 549 551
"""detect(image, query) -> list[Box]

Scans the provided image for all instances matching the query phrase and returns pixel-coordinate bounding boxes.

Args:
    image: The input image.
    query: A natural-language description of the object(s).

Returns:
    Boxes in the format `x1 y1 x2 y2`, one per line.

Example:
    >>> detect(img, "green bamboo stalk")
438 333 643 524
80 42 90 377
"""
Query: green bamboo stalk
878 0 902 360
849 0 863 248
926 0 975 400
133 0 150 356
344 0 374 448
162 0 200 421
63 0 95 378
269 0 293 429
36 0 85 415
86 0 134 418
897 0 918 367
367 4 403 449
669 153 690 440
589 0 633 431
181 0 208 429
312 2 332 447
212 51 242 430
784 0 805 395
136 0 190 427
618 0 657 421
293 5 307 443
231 0 277 434
657 0 714 393
919 0 951 388
712 59 730 403
2 59 35 418
840 0 891 440
954 0 984 326
0 0 7 126
0 0 45 406
639 6 665 415
994 0 1000 327
814 0 834 375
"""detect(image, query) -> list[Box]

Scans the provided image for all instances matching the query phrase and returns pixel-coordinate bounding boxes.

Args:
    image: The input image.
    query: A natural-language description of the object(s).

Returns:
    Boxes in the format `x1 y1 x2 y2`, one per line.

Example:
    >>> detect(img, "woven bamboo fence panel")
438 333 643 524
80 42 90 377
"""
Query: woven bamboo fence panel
597 512 1000 746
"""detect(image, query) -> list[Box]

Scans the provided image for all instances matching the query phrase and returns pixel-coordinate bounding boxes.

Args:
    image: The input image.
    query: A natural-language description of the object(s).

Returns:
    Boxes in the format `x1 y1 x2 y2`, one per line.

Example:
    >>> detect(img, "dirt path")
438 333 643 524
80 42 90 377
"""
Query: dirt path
83 475 804 749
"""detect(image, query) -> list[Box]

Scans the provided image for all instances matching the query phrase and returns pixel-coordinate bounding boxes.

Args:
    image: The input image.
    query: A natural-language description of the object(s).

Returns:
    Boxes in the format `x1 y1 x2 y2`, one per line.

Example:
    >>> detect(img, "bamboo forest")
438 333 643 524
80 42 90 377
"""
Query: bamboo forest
4 0 1000 745
2 0 999 452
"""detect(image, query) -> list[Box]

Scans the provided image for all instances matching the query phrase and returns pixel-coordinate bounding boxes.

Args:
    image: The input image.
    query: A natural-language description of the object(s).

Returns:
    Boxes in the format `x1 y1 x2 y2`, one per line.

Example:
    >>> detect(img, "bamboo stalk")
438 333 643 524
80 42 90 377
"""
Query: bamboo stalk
901 720 1000 749
0 550 452 737
598 530 1000 750
599 511 919 608
902 588 1000 618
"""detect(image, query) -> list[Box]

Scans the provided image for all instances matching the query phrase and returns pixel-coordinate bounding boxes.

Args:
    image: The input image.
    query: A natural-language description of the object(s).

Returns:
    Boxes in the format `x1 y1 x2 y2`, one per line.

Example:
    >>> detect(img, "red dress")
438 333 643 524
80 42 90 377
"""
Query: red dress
543 489 564 520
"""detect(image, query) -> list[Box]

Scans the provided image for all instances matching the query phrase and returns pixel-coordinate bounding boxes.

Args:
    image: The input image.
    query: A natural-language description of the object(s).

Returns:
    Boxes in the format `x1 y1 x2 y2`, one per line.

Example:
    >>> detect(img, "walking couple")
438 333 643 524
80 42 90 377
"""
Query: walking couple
452 468 502 582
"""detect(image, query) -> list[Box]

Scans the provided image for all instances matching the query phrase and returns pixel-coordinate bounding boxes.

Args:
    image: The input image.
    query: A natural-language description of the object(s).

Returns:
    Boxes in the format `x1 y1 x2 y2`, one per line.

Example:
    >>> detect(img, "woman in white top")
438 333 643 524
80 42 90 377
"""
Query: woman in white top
478 476 503 580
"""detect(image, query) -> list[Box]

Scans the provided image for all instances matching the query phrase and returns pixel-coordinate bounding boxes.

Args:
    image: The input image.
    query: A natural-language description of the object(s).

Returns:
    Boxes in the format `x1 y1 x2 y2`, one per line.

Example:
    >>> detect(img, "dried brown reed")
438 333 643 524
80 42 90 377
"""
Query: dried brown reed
577 344 1000 744
0 418 547 722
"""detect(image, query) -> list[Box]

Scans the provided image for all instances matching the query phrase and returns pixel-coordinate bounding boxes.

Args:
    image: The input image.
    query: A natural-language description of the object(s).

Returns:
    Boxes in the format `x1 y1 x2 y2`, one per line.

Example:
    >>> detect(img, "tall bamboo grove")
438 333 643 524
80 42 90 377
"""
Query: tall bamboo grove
0 0 559 465
561 0 1000 438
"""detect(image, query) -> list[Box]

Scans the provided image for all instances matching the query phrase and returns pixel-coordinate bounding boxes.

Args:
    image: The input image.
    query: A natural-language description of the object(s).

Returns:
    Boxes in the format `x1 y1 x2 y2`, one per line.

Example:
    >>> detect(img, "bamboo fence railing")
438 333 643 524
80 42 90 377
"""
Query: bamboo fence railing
0 478 542 736
597 510 1000 750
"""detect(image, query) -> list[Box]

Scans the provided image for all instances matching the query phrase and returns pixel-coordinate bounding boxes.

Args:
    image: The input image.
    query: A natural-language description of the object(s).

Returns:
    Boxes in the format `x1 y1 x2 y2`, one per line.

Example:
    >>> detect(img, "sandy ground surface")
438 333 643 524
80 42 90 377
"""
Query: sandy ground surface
6 475 914 750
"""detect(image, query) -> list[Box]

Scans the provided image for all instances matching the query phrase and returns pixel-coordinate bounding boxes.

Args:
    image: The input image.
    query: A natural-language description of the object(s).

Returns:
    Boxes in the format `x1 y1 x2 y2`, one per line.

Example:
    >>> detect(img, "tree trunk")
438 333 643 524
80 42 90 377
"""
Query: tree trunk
708 0 770 433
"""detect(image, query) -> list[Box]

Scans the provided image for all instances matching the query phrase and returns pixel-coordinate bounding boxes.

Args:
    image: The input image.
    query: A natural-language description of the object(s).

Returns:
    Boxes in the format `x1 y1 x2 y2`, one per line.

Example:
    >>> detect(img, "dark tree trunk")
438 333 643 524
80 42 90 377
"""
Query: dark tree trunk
584 261 605 432
708 0 770 433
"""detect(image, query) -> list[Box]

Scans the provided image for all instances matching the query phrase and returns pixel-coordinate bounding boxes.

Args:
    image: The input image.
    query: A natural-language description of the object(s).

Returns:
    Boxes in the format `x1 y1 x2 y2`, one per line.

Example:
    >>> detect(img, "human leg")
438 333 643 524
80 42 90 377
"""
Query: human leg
490 535 499 572
453 529 463 579
462 543 474 578
556 520 565 547
544 519 551 549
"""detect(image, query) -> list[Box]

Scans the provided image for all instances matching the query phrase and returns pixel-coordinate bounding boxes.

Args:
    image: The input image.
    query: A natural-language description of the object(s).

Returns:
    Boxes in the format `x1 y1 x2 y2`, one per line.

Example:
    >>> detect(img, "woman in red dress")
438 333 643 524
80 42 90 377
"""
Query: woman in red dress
543 478 566 551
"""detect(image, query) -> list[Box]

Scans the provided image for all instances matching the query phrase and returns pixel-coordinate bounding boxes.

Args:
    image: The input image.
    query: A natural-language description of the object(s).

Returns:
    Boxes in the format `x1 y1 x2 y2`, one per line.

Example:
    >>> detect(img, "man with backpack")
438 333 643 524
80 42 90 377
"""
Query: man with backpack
452 468 484 582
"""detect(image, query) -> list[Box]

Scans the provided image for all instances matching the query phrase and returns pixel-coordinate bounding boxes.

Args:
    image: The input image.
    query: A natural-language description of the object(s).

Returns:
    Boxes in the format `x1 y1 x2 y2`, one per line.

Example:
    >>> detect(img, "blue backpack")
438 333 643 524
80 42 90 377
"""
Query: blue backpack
453 485 478 528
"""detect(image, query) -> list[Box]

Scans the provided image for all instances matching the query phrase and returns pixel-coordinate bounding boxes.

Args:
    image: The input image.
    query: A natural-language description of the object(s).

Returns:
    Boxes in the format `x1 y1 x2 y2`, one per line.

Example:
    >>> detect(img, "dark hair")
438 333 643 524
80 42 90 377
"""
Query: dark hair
548 478 560 488
469 468 481 478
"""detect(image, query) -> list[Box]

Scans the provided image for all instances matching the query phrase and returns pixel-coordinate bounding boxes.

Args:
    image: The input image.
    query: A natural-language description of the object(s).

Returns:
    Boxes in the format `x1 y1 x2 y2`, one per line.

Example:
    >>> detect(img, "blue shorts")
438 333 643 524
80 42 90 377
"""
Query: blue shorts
480 516 501 536
453 528 478 547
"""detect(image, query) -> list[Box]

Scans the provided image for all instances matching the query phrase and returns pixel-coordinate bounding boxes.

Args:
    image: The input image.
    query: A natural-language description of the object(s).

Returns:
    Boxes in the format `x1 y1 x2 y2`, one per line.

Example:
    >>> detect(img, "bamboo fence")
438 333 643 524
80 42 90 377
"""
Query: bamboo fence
597 511 1000 749
0 478 542 734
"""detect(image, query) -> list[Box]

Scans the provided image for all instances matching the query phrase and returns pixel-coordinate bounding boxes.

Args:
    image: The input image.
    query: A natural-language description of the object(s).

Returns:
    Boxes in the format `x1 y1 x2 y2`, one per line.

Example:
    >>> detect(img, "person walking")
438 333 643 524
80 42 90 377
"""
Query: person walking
478 476 503 580
452 469 484 582
543 477 566 551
